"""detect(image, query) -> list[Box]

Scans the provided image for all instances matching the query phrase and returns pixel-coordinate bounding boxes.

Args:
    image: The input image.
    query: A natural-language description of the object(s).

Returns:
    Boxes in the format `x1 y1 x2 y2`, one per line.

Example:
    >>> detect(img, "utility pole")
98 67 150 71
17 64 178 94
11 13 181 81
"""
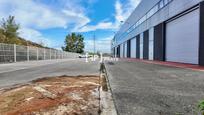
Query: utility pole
93 33 96 54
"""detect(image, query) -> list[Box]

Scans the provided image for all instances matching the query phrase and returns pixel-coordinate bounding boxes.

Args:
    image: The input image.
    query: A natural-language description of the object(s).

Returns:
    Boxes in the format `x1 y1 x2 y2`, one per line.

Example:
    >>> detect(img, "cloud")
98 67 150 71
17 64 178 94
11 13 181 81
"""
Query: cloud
74 0 141 33
82 0 141 52
73 21 116 33
62 10 90 30
0 0 92 30
0 0 91 48
18 28 53 47
0 0 64 29
114 0 141 25
115 0 124 22
0 0 140 52
0 0 141 33
84 35 113 53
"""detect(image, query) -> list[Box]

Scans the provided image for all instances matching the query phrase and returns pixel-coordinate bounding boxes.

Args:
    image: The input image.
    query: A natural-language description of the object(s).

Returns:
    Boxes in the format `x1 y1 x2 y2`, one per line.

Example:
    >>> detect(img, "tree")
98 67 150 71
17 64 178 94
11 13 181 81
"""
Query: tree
1 16 20 38
62 33 85 53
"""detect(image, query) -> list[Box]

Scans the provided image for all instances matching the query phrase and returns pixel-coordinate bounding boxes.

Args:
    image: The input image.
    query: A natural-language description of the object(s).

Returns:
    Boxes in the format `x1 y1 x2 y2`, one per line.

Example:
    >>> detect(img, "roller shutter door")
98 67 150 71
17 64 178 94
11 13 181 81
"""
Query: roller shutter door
166 9 199 64
131 38 136 58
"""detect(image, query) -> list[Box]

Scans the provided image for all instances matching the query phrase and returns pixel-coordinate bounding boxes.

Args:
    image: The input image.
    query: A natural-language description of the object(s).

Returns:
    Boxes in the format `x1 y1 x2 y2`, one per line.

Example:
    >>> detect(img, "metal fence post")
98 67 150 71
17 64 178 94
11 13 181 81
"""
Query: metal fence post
50 49 51 60
44 48 45 60
27 46 29 61
36 47 39 60
14 44 16 62
1 43 75 63
55 50 57 59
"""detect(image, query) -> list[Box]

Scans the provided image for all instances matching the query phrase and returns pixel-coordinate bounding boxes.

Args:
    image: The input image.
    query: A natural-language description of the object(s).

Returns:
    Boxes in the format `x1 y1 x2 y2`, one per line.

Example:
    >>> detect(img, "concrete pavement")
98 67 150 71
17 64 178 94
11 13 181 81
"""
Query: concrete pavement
0 58 100 88
105 60 204 115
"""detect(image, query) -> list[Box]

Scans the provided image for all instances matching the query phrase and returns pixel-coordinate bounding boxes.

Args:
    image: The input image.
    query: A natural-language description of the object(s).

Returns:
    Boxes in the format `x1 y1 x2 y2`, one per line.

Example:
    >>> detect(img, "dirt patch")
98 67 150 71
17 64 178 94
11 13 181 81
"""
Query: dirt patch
0 75 100 115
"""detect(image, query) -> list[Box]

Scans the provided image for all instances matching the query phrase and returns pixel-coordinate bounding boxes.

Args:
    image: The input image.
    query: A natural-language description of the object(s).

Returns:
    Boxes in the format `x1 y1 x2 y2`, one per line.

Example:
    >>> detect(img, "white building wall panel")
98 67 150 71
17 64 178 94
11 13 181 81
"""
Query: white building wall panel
149 28 154 60
140 33 143 59
130 38 136 58
124 42 127 58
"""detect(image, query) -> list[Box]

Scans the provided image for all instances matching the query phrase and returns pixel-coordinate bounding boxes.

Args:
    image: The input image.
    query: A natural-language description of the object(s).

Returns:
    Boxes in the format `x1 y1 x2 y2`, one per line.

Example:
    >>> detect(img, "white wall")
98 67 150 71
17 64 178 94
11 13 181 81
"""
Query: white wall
140 33 143 59
149 28 154 60
130 38 136 58
124 42 127 58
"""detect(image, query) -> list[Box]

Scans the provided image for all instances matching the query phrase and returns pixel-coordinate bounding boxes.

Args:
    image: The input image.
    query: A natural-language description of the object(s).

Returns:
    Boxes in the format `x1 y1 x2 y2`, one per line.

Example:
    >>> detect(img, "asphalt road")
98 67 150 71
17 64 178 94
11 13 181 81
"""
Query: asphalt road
105 60 204 115
0 59 100 88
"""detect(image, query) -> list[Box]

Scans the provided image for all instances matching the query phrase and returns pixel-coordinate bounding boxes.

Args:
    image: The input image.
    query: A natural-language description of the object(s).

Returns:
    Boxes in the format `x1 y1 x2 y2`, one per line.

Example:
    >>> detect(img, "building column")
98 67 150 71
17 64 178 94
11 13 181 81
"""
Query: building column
117 45 120 58
127 40 131 58
136 35 140 59
154 22 165 61
143 30 149 60
199 1 204 66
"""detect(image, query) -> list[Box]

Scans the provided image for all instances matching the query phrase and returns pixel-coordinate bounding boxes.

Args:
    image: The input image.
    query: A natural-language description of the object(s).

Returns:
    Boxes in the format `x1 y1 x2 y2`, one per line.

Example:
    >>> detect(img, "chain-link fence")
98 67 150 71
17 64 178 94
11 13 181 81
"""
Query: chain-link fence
0 43 79 63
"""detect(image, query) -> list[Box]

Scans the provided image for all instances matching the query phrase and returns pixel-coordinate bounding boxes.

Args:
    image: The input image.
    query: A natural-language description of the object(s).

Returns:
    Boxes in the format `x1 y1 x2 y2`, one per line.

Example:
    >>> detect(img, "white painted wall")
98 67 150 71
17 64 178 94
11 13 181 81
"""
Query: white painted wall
124 42 127 58
140 33 143 59
130 38 136 58
149 28 154 60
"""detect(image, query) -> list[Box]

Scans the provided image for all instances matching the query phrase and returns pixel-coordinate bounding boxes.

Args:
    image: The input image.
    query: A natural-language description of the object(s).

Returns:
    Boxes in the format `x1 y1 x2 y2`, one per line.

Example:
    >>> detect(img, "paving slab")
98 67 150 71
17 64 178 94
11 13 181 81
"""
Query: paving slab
105 60 204 115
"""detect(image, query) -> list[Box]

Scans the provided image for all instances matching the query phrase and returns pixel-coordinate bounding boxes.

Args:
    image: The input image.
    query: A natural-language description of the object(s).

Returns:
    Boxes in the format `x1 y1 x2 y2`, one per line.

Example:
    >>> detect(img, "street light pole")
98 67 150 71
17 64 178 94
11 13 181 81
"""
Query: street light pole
93 33 96 54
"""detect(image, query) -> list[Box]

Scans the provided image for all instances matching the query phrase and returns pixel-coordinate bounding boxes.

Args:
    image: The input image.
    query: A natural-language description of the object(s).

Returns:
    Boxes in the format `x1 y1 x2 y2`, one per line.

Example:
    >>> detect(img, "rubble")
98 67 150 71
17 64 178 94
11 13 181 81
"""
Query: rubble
33 86 57 99
0 75 100 115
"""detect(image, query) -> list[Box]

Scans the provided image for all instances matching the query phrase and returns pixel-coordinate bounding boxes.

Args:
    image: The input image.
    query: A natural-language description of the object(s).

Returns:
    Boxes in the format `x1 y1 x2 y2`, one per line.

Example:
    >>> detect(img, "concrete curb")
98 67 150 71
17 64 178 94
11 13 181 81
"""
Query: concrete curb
100 62 118 115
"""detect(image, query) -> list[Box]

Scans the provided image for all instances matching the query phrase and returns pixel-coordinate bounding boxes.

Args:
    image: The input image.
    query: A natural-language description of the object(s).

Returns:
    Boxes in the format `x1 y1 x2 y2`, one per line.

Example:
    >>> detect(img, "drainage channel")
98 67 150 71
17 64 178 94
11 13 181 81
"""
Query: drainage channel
99 62 117 115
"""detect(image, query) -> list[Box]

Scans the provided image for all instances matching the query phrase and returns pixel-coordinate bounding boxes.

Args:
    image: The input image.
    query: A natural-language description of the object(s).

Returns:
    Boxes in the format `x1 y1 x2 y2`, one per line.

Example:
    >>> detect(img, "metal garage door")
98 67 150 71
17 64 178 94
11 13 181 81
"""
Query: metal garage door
120 44 123 58
166 9 199 64
131 38 136 58
124 42 127 58
149 28 154 60
140 33 143 59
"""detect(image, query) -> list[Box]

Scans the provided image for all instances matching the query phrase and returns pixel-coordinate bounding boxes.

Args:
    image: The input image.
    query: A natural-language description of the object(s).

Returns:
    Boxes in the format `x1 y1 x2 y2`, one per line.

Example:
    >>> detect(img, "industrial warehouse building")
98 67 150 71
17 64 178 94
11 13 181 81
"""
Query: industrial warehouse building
112 0 204 66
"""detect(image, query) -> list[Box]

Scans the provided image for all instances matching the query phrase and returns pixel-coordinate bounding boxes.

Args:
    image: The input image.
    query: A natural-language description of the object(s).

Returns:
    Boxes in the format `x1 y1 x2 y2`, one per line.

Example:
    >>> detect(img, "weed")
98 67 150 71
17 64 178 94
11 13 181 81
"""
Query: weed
198 100 204 115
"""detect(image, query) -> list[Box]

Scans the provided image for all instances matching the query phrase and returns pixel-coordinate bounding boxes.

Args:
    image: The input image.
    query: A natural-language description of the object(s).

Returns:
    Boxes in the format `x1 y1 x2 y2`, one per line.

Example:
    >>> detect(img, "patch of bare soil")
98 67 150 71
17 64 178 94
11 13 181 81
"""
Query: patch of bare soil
0 75 100 115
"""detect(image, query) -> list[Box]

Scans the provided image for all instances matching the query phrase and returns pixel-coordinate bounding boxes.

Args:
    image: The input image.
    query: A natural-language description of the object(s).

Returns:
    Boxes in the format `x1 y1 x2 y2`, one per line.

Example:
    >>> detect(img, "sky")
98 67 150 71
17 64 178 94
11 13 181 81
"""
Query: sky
0 0 141 53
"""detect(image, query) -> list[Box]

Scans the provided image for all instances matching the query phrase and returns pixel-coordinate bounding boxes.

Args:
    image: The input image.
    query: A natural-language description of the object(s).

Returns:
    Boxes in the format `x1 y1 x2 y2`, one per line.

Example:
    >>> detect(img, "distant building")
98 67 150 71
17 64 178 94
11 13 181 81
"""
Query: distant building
112 0 204 66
